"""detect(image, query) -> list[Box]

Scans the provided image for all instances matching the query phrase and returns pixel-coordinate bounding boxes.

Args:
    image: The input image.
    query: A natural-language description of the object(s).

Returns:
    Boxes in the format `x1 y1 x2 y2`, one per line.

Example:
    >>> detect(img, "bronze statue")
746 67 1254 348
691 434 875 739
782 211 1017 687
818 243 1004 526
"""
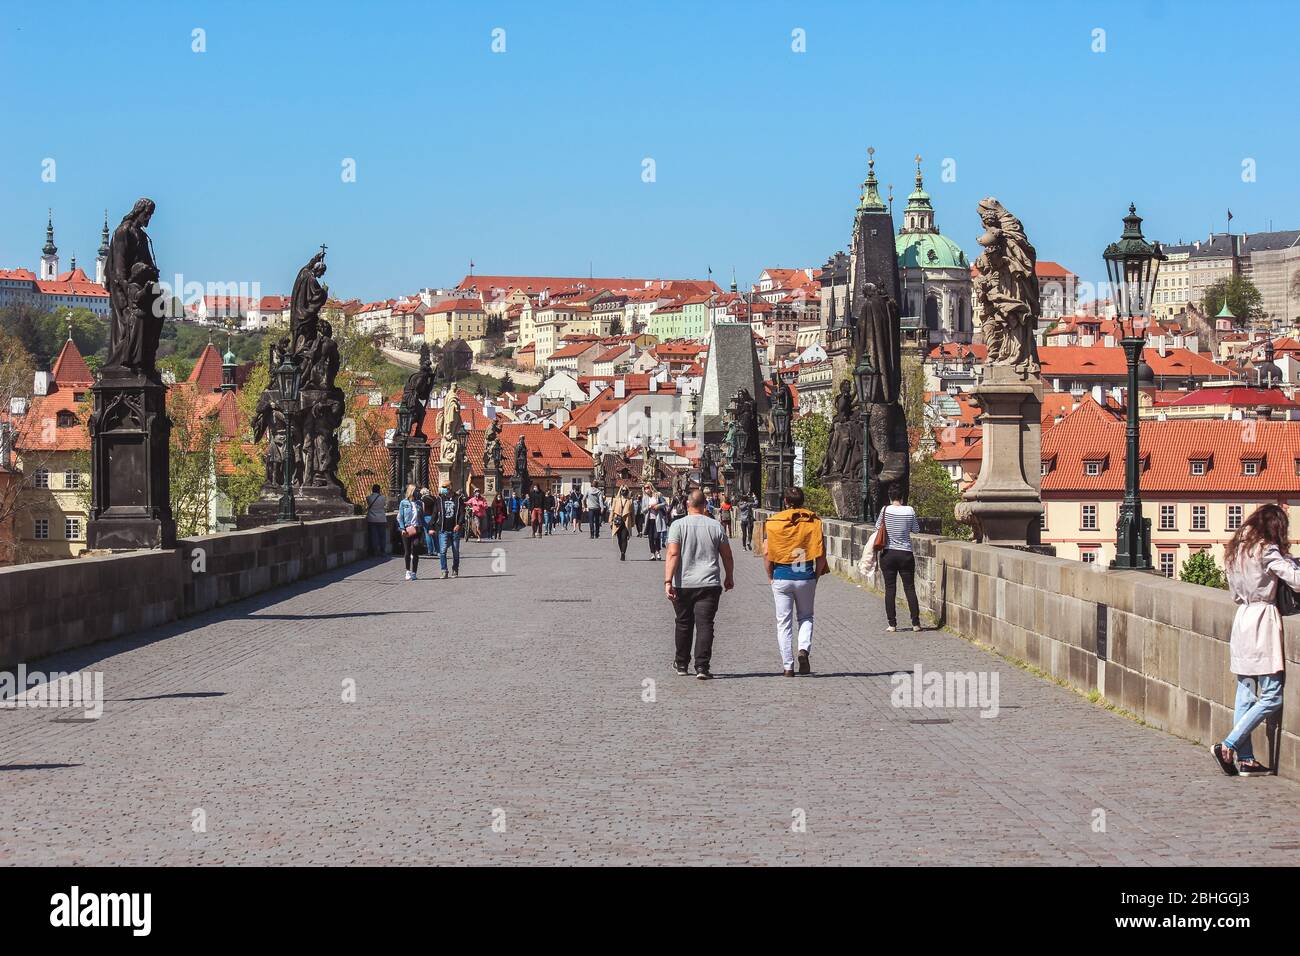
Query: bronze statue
400 344 436 437
819 379 862 483
105 198 164 376
974 197 1040 376
290 249 328 350
483 419 503 472
852 282 909 521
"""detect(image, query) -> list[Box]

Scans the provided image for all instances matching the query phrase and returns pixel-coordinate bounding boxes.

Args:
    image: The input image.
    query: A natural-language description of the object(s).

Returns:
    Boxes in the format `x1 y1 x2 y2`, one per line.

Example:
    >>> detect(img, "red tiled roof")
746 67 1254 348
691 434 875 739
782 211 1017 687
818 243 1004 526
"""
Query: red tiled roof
188 343 225 391
1038 346 1232 379
51 338 93 387
1035 261 1075 279
1167 387 1298 409
1042 396 1300 493
429 298 484 314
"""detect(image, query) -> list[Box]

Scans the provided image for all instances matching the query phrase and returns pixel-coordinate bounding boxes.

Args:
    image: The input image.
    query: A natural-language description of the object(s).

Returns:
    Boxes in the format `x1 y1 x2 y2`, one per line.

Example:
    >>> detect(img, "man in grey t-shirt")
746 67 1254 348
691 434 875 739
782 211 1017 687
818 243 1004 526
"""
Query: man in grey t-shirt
665 489 735 679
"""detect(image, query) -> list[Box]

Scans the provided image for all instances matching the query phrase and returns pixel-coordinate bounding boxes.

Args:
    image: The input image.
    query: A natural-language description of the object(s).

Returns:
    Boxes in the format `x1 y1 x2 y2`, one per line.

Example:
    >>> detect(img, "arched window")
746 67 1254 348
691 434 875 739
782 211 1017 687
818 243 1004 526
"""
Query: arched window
924 296 940 331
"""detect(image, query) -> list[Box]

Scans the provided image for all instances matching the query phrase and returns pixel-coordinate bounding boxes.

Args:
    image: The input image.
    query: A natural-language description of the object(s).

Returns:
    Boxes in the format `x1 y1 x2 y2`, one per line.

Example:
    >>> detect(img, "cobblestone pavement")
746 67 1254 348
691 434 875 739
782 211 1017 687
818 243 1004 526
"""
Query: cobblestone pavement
3 526 1300 865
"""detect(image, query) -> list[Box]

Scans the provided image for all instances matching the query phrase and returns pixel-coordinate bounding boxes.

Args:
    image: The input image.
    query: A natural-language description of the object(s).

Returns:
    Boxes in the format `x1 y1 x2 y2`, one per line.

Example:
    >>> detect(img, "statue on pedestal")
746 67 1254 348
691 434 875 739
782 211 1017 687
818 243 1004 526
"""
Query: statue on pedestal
437 386 463 466
239 248 354 525
959 198 1046 546
514 434 530 493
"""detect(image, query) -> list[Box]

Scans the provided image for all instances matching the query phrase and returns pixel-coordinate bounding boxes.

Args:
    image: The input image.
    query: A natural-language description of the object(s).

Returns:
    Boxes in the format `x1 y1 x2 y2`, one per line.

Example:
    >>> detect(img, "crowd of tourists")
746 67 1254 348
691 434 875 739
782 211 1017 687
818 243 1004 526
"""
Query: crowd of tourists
371 469 1300 779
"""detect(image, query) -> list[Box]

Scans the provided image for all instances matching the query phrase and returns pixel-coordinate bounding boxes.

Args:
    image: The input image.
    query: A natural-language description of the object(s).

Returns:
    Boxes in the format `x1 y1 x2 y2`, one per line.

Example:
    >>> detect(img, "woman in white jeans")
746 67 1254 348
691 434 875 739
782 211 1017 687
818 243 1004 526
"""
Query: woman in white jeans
763 487 829 677
1212 503 1300 776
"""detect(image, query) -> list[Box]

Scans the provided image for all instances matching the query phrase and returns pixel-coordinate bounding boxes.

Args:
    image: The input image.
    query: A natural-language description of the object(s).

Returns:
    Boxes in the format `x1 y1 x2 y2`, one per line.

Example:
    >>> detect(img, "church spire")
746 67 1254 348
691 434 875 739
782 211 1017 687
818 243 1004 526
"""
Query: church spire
98 210 110 258
43 209 57 256
95 210 110 285
857 146 886 213
40 209 60 280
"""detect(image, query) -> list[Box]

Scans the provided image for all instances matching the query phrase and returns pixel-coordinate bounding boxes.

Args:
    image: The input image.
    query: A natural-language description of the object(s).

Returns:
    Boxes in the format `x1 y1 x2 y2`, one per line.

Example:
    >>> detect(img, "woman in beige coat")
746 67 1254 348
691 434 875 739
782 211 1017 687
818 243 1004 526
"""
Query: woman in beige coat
1212 504 1300 775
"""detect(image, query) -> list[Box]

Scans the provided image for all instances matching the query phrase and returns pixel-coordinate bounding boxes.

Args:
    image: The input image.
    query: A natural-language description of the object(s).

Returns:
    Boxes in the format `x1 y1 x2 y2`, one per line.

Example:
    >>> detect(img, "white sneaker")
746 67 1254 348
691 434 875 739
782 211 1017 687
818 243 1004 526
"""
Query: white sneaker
404 570 412 581
885 625 896 632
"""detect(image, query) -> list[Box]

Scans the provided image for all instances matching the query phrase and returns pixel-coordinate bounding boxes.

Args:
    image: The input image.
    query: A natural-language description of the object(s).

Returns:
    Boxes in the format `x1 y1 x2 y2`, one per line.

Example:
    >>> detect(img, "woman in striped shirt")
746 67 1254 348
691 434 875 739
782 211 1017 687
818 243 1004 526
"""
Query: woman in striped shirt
878 486 922 632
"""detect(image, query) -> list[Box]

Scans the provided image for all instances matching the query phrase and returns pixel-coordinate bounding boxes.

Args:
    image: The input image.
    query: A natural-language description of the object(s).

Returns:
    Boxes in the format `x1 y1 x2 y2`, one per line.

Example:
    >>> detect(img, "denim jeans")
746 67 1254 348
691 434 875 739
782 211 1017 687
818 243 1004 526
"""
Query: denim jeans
543 510 553 533
1223 673 1284 763
438 531 460 573
589 512 601 538
422 516 435 558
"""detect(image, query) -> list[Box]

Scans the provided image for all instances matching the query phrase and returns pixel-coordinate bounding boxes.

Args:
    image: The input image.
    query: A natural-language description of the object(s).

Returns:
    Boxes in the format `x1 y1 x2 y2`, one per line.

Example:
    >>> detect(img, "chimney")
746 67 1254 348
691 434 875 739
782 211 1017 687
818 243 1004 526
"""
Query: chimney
649 377 658 392
1158 340 1167 357
1103 334 1114 348
1092 384 1103 405
614 379 625 399
33 371 49 396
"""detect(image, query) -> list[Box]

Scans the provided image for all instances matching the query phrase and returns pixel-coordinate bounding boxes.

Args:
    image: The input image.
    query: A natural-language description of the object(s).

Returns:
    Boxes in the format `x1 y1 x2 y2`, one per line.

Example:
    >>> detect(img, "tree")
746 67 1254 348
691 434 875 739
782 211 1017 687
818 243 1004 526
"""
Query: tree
0 327 37 563
908 453 971 539
900 353 927 452
498 373 515 395
1204 275 1265 324
224 362 270 519
1289 268 1300 304
1179 550 1227 589
791 409 833 515
168 386 223 536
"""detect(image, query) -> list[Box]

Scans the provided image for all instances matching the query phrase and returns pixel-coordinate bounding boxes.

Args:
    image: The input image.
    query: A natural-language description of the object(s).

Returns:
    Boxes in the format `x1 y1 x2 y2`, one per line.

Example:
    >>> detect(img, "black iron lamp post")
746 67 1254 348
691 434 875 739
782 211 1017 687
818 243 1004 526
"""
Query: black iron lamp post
771 390 789 507
1103 203 1166 571
275 353 301 523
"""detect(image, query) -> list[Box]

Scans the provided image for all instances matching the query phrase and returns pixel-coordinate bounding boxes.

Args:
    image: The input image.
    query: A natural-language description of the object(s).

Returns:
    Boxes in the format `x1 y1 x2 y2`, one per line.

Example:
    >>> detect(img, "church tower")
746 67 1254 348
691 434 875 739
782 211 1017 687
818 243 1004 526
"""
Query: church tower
848 147 902 310
900 156 937 234
40 210 59 280
95 211 110 285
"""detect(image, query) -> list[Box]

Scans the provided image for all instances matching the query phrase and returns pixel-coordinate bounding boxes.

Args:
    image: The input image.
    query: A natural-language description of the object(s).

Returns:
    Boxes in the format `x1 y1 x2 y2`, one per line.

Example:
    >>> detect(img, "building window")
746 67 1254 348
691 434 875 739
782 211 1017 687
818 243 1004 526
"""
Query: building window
1084 460 1102 476
33 468 50 488
1227 504 1243 531
1158 551 1176 578
1080 549 1098 564
1190 460 1207 476
1192 505 1208 531
1081 504 1097 530
65 517 81 540
1039 510 1047 531
64 469 81 489
33 518 49 540
1159 504 1176 531
1242 459 1260 476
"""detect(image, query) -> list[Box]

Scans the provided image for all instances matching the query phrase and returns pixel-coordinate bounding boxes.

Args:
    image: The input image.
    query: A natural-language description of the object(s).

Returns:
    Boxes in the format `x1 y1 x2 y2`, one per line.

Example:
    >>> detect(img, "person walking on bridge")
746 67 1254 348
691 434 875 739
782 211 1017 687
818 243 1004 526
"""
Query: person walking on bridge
586 485 605 539
609 486 634 560
763 486 828 676
665 489 735 679
878 485 922 633
397 484 422 581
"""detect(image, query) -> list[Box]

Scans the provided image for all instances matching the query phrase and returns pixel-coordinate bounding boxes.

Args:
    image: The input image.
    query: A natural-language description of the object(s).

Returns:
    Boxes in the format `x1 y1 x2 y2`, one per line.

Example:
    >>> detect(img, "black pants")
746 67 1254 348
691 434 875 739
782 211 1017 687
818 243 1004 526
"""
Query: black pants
589 513 601 538
880 549 920 627
673 585 721 671
615 524 629 556
740 520 753 549
402 533 419 573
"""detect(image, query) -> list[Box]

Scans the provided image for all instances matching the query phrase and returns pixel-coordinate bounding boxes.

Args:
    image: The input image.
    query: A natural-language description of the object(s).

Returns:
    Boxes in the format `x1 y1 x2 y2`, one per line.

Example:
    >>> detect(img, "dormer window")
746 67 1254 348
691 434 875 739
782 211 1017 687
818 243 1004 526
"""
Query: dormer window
1082 454 1107 476
56 410 77 427
1243 459 1261 476
1190 459 1208 476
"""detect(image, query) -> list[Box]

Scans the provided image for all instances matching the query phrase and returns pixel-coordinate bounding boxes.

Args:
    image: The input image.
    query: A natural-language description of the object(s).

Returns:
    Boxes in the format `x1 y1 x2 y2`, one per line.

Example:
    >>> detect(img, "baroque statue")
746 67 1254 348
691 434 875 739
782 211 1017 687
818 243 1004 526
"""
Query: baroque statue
819 379 862 485
437 385 463 466
974 197 1040 377
242 248 353 523
104 198 164 377
399 344 436 437
853 281 910 522
482 419 503 472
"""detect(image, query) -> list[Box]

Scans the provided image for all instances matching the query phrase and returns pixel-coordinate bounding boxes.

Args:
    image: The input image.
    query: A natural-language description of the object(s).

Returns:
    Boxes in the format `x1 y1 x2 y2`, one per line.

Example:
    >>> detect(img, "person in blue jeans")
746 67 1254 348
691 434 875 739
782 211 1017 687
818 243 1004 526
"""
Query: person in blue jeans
435 485 463 579
418 487 437 559
1213 504 1300 775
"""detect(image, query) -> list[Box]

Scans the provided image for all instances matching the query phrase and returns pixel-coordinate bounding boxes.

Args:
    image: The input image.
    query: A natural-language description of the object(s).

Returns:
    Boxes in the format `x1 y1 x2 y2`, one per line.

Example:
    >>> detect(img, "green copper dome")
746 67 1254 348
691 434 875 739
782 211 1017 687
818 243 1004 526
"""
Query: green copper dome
223 347 237 365
896 231 968 270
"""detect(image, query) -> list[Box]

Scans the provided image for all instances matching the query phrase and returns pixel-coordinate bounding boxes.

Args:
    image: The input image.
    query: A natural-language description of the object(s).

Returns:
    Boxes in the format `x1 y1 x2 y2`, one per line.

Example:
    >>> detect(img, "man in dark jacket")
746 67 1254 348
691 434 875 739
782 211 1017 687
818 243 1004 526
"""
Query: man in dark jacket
435 484 463 579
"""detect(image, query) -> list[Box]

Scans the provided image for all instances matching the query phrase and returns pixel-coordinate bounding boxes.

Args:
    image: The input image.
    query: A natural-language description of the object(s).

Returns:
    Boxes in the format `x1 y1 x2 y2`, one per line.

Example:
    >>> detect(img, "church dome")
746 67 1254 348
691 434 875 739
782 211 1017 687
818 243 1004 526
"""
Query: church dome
896 231 968 271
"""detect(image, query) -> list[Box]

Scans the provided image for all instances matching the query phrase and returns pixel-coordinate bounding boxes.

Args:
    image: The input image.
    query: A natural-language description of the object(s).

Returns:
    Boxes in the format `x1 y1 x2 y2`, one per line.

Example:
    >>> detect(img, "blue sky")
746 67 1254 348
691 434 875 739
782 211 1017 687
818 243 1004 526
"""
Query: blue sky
2 0 1297 302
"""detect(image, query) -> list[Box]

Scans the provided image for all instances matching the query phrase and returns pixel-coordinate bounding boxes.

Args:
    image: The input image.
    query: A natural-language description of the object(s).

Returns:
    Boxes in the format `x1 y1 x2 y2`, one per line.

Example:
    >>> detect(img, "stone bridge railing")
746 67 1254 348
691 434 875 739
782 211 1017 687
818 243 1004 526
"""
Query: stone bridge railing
753 511 1297 781
0 517 370 669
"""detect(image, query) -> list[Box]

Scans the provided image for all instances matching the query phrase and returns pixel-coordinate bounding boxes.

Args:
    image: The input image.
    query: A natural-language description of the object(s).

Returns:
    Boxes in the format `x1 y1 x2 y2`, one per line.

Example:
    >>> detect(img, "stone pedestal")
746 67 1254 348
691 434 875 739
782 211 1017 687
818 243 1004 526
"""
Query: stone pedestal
483 468 502 505
824 477 862 521
87 372 176 551
762 445 794 511
958 366 1043 546
238 482 354 528
388 435 430 499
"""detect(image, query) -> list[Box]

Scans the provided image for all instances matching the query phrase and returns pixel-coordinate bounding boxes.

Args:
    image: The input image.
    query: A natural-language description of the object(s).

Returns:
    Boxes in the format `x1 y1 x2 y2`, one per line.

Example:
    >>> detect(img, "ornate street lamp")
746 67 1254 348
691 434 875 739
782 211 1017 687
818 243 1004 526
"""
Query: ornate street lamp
275 353 301 523
1103 203 1165 570
852 352 876 522
771 390 789 507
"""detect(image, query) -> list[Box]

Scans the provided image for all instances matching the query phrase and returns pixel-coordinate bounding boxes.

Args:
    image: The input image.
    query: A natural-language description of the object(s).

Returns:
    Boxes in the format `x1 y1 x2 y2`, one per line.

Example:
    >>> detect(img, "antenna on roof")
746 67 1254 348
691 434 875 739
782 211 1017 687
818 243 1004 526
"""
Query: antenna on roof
66 310 73 342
